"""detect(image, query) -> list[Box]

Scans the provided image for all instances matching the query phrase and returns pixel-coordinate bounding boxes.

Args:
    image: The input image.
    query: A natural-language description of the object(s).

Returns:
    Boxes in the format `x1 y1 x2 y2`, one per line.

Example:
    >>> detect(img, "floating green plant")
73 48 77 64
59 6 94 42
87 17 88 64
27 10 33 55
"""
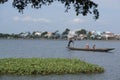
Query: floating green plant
0 58 104 75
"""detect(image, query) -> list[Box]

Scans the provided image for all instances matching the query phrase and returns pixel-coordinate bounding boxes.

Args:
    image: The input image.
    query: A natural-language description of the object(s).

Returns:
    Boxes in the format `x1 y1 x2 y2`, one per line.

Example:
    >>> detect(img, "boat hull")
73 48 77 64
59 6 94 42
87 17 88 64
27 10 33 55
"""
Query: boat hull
67 47 115 52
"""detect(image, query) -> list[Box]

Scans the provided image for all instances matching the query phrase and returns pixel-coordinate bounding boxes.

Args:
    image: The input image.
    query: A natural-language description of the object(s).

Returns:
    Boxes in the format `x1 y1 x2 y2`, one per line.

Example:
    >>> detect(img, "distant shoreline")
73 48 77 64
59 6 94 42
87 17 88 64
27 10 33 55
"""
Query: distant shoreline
0 38 120 41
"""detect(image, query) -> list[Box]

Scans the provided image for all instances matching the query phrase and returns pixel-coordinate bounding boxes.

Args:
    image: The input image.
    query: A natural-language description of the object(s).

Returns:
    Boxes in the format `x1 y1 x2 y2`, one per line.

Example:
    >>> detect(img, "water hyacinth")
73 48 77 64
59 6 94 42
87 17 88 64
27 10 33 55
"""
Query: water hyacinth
0 58 104 75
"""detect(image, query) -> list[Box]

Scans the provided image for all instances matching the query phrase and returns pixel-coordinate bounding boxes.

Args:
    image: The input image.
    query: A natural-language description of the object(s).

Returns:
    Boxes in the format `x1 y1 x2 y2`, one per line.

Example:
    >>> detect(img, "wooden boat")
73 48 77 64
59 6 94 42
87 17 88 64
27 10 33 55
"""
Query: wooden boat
67 47 115 52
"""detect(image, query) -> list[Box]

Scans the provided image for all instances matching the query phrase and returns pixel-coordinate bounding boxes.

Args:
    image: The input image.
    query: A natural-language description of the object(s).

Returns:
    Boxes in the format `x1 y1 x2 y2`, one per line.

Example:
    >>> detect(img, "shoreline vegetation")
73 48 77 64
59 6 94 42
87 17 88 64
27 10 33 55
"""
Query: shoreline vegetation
0 58 104 75
0 29 120 40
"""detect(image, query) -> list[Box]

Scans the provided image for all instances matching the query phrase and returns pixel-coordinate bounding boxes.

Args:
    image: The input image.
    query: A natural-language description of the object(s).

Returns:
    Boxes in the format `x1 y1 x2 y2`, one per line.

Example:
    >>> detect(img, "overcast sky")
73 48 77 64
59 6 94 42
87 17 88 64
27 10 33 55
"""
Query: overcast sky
0 0 120 34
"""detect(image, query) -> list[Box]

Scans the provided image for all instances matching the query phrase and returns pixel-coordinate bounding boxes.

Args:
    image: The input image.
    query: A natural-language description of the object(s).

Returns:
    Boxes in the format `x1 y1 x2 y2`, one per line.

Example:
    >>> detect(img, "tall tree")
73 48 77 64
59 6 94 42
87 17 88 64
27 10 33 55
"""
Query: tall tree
0 0 99 19
87 31 92 39
41 31 48 38
62 28 70 35
76 29 87 35
52 30 60 39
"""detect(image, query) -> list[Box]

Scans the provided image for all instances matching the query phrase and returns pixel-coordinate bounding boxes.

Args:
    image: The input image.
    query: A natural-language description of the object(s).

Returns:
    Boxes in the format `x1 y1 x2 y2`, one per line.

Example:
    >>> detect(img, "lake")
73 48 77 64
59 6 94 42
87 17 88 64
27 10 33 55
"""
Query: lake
0 39 120 80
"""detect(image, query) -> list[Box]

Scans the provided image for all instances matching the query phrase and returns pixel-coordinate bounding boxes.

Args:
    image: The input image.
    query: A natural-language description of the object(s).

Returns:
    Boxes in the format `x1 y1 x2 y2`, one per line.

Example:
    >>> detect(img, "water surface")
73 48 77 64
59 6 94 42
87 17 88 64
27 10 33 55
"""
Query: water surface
0 39 120 80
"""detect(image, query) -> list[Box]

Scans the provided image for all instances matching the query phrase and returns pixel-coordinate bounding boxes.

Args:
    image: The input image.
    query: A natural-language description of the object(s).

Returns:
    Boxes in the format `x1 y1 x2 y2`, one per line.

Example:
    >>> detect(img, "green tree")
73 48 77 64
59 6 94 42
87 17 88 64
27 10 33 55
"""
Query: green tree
62 28 70 39
0 33 10 38
0 0 99 19
62 28 70 35
52 30 59 35
87 31 92 39
41 31 48 38
52 30 60 39
76 29 87 35
80 29 87 34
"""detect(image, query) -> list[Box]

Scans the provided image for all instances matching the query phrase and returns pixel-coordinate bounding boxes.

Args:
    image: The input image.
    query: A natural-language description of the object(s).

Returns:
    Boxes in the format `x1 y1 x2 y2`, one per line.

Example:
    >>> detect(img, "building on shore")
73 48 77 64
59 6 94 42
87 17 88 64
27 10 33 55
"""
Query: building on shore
101 31 115 40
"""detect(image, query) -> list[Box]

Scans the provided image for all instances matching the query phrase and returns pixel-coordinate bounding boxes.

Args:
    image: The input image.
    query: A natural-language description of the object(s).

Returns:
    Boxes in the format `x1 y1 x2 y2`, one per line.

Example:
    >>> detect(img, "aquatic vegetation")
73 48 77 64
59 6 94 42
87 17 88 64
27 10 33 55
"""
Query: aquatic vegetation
0 58 104 75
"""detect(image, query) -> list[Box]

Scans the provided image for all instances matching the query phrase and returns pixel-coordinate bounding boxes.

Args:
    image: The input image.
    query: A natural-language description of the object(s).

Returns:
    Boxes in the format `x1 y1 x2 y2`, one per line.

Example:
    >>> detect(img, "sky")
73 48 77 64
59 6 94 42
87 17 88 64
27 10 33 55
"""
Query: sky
0 0 120 34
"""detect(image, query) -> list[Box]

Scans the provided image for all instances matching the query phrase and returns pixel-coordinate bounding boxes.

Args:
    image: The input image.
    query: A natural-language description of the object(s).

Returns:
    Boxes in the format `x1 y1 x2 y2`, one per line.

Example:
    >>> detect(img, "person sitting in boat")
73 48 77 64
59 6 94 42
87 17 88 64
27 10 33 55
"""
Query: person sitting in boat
85 43 89 49
67 38 74 47
92 44 96 49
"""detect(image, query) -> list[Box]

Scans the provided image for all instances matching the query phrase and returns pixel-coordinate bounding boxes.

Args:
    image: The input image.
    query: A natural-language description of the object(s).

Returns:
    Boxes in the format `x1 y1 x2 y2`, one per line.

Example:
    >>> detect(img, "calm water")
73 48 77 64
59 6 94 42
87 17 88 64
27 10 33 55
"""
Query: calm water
0 39 120 80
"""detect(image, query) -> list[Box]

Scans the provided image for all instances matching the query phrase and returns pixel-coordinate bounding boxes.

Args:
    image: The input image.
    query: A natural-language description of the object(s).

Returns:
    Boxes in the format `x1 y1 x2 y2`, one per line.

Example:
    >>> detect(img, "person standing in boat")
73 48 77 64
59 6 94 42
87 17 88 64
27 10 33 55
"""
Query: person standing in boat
67 38 74 47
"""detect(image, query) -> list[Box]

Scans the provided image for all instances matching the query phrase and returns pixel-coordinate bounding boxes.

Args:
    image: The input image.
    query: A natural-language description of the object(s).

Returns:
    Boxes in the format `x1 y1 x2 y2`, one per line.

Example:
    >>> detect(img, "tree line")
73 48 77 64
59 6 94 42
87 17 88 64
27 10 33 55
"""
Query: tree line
0 28 87 39
1 28 119 40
